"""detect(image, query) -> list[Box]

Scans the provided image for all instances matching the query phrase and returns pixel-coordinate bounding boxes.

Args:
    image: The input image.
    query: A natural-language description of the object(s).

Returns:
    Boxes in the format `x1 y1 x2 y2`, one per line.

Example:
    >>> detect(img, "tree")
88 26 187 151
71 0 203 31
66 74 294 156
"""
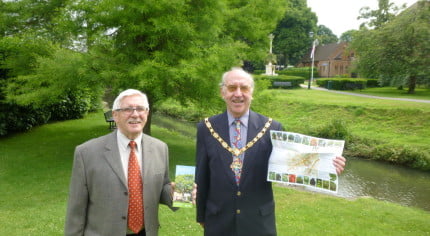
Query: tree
0 0 66 38
358 0 406 29
175 174 194 199
59 0 287 133
316 25 338 44
272 0 317 66
2 0 288 134
351 1 430 93
339 30 358 43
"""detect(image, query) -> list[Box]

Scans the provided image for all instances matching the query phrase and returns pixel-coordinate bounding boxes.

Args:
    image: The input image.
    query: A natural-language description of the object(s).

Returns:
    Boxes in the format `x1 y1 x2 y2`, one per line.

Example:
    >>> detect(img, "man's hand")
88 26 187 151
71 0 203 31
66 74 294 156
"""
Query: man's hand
170 182 176 198
333 156 346 174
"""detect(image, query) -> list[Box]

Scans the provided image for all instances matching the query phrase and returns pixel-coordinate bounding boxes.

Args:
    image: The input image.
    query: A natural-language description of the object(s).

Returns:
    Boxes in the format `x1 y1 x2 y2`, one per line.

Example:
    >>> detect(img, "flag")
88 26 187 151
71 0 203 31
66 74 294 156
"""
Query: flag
310 42 316 59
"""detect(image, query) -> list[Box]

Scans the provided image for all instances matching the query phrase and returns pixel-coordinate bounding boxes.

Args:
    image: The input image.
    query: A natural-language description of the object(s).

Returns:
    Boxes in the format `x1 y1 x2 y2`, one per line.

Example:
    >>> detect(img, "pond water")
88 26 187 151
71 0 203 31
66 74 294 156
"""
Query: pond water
337 157 430 211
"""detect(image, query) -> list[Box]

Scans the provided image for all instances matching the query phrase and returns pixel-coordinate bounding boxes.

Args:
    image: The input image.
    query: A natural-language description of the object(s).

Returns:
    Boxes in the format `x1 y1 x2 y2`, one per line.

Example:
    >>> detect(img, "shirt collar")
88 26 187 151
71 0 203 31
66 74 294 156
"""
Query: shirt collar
227 110 249 127
117 131 143 152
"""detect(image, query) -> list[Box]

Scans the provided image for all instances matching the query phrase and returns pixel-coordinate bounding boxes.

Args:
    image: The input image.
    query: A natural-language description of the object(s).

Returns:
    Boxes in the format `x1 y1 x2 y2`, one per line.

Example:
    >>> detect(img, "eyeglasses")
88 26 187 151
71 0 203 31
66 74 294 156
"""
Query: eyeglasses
224 84 251 93
115 106 149 114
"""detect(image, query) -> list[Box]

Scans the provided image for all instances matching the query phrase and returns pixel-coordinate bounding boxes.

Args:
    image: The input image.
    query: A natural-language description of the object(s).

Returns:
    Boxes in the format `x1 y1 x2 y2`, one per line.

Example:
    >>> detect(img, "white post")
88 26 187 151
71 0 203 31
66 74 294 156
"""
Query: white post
269 34 274 54
309 39 318 89
310 53 315 88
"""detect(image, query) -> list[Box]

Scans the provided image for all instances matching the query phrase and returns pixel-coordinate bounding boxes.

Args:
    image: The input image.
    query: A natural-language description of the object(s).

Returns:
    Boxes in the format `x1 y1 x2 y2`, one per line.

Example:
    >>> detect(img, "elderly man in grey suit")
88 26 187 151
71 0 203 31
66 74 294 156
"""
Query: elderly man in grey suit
65 89 176 236
195 68 346 236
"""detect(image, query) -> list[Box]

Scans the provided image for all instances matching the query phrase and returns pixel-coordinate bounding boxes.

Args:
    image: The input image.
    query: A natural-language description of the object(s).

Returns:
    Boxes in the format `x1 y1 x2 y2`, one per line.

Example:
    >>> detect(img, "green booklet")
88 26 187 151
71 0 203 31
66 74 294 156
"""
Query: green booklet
173 165 195 208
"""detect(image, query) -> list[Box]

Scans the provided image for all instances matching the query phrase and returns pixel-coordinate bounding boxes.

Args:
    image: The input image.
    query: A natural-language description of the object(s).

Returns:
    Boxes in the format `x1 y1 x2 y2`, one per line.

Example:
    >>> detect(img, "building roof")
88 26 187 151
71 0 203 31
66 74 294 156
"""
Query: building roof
301 42 348 63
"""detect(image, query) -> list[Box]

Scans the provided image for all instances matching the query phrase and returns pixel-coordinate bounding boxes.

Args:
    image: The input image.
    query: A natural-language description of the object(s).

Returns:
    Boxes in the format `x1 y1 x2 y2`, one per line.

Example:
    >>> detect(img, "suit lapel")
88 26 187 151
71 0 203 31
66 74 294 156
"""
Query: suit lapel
241 111 263 183
103 131 127 188
212 112 237 185
141 134 152 184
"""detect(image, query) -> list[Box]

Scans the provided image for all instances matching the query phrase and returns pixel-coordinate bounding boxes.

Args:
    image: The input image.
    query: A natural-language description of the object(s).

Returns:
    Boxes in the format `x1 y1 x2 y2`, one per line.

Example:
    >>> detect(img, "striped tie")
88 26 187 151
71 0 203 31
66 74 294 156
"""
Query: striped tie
232 119 243 185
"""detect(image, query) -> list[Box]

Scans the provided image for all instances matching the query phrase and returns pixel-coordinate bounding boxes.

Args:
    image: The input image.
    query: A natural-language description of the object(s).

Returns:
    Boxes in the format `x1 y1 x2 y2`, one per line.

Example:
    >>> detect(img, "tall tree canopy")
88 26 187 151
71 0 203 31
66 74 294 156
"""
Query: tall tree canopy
351 0 430 93
9 0 286 106
358 0 406 29
316 25 338 44
272 0 317 66
1 0 288 134
339 30 357 43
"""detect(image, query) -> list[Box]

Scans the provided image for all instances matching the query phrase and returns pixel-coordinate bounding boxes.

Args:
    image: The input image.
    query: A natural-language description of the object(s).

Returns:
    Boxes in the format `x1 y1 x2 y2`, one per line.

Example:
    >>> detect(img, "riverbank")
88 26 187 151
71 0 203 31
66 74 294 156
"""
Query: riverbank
0 112 428 235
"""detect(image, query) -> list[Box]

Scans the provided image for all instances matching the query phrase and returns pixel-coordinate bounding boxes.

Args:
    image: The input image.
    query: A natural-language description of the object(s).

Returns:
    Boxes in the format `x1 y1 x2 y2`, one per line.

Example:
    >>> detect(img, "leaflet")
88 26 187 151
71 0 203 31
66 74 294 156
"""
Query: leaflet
173 165 195 208
267 131 344 193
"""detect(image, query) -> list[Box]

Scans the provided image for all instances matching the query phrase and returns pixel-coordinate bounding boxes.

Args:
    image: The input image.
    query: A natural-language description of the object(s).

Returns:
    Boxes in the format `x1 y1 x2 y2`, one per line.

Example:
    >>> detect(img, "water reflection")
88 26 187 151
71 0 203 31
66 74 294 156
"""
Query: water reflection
338 157 430 211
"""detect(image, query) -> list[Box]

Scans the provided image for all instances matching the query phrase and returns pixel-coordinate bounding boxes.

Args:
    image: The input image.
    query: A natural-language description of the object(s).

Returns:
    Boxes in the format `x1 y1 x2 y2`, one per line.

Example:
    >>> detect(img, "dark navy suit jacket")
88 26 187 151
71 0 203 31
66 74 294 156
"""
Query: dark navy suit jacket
195 110 283 236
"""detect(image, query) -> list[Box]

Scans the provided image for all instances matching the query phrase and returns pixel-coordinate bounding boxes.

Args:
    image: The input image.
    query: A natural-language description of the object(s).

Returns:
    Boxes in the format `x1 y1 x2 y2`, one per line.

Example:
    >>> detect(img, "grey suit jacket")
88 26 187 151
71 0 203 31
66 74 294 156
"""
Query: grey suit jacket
65 131 174 236
196 110 283 236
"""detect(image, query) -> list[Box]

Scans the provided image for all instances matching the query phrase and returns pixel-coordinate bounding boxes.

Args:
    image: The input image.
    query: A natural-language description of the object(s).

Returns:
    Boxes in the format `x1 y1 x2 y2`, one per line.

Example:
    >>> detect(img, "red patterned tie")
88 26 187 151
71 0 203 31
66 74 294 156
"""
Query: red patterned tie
128 141 144 233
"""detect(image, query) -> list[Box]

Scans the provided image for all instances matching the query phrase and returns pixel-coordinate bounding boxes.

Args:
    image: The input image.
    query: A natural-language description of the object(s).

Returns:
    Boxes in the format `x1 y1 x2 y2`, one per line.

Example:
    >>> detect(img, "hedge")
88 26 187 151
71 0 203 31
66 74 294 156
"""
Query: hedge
254 75 305 89
316 78 367 90
277 67 317 80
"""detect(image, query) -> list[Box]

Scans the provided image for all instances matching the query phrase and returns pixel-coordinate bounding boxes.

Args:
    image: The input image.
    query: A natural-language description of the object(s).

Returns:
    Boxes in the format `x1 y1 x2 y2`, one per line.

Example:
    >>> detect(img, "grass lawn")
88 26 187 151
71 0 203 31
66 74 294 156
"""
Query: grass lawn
352 86 430 100
252 88 430 150
1 110 429 235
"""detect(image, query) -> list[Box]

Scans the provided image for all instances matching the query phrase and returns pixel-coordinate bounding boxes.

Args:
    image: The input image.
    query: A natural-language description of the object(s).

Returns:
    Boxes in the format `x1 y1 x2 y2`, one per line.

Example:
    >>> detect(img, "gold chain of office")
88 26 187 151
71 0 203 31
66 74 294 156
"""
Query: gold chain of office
204 117 273 156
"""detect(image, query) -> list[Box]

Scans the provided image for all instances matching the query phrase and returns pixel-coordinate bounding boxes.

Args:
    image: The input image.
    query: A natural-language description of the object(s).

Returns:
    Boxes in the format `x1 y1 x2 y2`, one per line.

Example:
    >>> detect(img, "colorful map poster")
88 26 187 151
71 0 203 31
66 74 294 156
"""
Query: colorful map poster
267 131 344 193
173 165 195 208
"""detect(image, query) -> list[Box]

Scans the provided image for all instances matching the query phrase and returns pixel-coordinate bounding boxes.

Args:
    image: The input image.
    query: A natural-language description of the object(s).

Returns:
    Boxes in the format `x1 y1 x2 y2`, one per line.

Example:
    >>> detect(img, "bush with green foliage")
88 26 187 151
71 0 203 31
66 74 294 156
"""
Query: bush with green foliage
316 78 367 90
309 119 429 171
253 69 265 75
366 79 379 87
311 119 351 145
254 75 305 89
0 102 50 136
277 67 317 80
346 137 430 171
48 89 100 121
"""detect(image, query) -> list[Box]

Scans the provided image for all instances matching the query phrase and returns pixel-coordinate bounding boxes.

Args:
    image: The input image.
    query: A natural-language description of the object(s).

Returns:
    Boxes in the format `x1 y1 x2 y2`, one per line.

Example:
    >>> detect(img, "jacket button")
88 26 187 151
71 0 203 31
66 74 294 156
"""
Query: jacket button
124 192 128 195
236 209 241 214
122 216 126 220
237 191 241 196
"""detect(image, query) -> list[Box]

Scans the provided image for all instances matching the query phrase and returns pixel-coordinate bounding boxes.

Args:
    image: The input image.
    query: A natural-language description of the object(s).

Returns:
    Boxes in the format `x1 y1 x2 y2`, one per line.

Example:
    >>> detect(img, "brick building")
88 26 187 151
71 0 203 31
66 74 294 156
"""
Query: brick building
298 42 355 78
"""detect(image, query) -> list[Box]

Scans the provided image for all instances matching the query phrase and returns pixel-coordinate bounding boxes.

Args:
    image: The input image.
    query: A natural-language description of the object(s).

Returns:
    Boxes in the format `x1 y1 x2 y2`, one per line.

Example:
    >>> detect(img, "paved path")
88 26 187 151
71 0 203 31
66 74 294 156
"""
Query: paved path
300 85 430 104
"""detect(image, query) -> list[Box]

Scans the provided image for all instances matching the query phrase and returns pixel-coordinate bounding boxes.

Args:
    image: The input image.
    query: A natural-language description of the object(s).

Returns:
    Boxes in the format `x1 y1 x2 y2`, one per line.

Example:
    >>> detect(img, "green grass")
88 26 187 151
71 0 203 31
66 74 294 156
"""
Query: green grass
353 86 430 100
252 89 430 149
1 110 429 235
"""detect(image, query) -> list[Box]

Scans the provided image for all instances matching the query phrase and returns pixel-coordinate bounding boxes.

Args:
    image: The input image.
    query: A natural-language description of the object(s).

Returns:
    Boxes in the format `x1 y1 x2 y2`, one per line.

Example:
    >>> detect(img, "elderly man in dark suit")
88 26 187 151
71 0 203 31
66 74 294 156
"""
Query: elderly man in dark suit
65 89 176 236
195 68 346 236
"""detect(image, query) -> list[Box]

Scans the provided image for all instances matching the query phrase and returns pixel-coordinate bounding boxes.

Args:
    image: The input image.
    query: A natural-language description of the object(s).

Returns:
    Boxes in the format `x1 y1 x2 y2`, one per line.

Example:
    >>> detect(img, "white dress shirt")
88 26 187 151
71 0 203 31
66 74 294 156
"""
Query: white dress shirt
117 131 143 180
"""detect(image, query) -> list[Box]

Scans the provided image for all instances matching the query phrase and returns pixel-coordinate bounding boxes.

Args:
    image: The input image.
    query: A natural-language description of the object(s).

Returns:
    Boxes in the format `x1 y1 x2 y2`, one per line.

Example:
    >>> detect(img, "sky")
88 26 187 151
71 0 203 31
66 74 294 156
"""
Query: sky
307 0 419 37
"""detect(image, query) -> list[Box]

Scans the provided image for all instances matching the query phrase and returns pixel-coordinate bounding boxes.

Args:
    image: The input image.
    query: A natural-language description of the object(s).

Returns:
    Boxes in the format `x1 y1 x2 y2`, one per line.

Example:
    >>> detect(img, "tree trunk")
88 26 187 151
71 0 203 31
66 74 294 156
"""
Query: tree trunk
143 107 152 135
407 75 416 94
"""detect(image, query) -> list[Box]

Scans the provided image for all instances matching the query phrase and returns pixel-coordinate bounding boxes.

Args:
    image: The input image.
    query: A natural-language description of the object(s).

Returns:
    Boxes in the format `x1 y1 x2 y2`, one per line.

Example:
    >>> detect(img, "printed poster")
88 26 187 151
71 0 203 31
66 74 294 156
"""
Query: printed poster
267 131 344 193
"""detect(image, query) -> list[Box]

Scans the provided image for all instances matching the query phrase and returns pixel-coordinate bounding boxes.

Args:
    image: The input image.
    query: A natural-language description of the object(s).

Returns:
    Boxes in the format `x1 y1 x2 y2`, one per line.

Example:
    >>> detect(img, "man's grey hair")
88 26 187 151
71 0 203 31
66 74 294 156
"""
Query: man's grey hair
219 67 255 90
112 89 149 110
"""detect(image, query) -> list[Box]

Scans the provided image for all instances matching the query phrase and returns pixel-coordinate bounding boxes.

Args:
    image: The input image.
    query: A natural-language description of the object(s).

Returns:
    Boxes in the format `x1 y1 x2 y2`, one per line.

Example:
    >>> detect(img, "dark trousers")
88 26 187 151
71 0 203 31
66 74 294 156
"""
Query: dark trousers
127 229 146 236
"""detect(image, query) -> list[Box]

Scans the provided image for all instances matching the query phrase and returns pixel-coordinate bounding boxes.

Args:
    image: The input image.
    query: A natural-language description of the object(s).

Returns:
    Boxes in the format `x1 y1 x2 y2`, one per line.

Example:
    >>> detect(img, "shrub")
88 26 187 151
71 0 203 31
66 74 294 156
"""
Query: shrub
316 78 367 90
253 69 265 75
254 75 305 89
48 89 94 121
277 67 317 80
366 79 379 87
345 137 430 171
312 119 351 145
0 88 101 136
0 102 50 136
